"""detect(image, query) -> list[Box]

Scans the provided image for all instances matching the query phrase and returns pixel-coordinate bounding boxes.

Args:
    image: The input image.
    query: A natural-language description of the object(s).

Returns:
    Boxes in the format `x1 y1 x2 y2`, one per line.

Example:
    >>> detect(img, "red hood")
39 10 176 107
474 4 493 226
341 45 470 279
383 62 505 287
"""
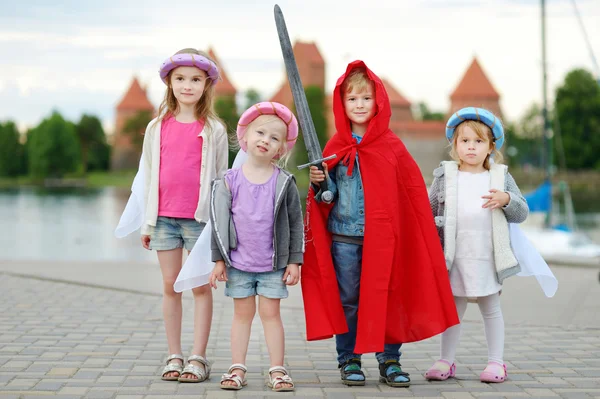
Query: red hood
332 60 391 146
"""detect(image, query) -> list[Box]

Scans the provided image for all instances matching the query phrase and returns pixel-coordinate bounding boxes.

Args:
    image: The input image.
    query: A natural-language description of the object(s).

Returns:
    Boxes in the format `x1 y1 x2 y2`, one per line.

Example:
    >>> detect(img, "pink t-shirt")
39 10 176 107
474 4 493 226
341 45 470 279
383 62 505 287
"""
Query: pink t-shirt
158 116 205 219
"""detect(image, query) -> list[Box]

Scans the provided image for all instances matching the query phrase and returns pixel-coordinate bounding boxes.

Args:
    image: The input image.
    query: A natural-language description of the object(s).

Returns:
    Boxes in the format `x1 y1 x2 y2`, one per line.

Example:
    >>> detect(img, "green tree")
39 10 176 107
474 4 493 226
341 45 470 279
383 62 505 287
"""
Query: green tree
244 88 261 109
555 68 600 170
0 121 23 177
417 102 445 121
122 110 152 151
292 85 328 168
76 114 109 172
508 103 545 167
28 111 81 178
215 95 239 168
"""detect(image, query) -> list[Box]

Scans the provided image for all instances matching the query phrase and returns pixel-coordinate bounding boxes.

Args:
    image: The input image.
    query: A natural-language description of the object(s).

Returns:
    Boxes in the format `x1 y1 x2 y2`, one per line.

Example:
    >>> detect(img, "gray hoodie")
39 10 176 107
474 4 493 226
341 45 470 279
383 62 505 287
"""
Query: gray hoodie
210 167 304 271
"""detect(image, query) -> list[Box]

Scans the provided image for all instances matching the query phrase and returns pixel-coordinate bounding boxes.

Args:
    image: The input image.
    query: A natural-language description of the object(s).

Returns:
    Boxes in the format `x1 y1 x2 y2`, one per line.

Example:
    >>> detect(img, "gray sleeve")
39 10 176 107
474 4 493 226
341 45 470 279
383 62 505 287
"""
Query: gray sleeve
210 180 228 262
503 172 529 224
429 176 442 219
286 180 304 265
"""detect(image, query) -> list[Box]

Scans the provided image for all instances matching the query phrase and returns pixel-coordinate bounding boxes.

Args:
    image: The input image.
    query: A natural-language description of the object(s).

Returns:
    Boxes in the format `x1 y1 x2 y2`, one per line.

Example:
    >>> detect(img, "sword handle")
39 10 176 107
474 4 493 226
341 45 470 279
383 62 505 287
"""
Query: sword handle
301 155 337 205
315 163 334 204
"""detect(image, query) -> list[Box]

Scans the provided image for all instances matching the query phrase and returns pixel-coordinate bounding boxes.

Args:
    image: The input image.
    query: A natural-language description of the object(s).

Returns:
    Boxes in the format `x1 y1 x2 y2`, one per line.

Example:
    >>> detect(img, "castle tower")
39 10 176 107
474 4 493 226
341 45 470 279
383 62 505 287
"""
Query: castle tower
449 57 501 117
382 79 413 124
111 77 155 170
270 41 325 107
208 48 237 100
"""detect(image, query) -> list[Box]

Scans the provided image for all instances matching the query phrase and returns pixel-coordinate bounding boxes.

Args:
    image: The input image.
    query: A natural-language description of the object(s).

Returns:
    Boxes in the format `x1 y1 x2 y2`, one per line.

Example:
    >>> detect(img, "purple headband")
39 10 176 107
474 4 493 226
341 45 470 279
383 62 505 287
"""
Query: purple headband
159 53 220 85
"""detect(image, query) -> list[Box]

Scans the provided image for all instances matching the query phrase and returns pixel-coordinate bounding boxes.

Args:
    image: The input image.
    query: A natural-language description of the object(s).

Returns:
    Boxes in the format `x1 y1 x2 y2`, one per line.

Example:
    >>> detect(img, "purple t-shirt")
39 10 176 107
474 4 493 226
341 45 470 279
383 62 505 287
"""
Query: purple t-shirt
225 167 279 272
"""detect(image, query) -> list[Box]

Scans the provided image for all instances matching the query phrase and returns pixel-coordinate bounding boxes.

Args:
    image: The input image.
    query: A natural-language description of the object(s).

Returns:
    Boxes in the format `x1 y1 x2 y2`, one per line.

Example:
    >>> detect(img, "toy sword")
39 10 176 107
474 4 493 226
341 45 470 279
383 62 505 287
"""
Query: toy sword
274 4 335 203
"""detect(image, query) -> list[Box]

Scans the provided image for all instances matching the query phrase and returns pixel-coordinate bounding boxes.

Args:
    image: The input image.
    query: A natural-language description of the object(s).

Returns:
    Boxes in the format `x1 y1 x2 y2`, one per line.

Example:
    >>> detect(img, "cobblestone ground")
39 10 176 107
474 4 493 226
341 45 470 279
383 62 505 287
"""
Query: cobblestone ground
1 273 600 399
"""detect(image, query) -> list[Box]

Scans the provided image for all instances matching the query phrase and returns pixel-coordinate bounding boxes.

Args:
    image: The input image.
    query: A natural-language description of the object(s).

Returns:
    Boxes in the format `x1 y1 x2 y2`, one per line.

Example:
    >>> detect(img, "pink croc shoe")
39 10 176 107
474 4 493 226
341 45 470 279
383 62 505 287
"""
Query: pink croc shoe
480 361 507 383
425 359 456 381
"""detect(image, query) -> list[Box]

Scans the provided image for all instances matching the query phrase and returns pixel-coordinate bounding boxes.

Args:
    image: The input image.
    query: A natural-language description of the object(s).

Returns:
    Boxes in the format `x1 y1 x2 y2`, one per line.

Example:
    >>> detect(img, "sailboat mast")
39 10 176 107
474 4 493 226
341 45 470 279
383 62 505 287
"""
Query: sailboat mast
541 0 553 227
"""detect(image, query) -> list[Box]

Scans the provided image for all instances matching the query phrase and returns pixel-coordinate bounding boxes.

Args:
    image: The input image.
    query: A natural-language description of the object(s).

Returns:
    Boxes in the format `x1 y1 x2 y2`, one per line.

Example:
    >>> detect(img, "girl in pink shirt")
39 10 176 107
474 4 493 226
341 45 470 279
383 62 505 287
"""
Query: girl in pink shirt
140 48 228 383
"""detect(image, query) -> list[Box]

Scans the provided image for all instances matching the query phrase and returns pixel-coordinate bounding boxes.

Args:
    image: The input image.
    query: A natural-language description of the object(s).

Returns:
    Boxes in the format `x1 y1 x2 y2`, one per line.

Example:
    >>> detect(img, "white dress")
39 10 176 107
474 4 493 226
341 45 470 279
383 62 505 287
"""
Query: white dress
450 171 502 297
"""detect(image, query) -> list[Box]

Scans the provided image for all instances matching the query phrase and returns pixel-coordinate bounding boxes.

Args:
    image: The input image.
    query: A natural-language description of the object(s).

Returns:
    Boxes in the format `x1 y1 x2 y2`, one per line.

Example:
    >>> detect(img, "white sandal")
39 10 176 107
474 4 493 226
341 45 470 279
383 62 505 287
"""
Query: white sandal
161 354 184 381
220 363 248 390
267 366 295 392
178 355 211 383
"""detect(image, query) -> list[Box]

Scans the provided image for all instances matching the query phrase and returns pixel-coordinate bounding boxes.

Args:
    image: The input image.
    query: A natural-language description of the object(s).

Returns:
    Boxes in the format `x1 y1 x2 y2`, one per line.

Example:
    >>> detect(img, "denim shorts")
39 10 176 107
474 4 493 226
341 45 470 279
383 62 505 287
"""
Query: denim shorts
225 267 288 299
149 216 205 251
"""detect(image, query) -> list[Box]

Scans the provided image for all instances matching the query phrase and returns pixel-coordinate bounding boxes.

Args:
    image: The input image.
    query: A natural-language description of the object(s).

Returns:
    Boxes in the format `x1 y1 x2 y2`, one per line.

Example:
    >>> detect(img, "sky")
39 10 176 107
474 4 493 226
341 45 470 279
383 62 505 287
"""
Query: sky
0 0 598 134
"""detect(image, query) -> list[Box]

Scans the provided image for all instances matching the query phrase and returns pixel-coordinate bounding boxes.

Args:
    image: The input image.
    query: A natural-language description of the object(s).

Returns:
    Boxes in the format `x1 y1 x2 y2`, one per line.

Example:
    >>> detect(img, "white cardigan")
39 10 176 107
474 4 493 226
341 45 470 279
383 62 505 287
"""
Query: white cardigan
141 116 229 234
442 161 520 282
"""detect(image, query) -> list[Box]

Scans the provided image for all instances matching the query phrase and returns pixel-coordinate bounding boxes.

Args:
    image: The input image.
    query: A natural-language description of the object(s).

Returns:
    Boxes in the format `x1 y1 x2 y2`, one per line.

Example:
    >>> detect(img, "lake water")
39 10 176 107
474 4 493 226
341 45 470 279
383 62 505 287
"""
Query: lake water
1 186 599 263
0 187 156 263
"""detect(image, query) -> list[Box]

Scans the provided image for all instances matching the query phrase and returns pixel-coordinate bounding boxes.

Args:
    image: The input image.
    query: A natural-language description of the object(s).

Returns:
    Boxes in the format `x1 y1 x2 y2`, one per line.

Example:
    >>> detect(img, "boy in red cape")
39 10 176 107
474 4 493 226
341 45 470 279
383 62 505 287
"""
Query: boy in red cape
305 61 458 387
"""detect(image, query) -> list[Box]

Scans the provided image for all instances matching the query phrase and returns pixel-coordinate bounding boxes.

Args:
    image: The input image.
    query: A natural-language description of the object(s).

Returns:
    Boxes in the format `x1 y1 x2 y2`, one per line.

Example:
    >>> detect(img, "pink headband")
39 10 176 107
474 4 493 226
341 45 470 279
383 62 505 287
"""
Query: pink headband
159 53 220 85
237 102 299 155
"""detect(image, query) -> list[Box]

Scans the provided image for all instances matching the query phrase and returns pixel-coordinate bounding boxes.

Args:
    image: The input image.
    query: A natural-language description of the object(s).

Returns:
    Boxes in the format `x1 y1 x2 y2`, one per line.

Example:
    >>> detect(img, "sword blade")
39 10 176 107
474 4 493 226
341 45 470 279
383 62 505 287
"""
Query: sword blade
274 4 323 161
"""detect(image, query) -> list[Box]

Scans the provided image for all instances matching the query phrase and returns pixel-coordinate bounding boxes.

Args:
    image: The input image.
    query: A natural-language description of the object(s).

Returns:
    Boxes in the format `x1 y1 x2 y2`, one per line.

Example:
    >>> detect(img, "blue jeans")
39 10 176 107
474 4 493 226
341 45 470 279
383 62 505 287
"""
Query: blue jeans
332 241 402 365
224 267 288 299
149 217 205 251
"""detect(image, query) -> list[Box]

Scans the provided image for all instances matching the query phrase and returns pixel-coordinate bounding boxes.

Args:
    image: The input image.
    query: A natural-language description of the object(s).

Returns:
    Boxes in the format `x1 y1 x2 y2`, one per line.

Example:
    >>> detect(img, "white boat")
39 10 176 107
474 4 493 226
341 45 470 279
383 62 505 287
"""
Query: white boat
520 182 600 268
521 224 600 267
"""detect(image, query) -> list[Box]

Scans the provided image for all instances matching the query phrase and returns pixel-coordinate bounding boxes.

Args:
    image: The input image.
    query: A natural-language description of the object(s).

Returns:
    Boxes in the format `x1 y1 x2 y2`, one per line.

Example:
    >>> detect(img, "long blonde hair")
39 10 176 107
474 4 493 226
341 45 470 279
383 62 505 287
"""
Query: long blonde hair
154 48 223 136
449 120 504 170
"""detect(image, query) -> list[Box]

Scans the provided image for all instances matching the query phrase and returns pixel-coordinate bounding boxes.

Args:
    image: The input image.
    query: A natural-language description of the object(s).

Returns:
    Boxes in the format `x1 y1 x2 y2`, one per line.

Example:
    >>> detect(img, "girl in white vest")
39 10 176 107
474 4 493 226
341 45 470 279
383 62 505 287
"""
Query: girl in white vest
117 48 228 383
425 107 529 383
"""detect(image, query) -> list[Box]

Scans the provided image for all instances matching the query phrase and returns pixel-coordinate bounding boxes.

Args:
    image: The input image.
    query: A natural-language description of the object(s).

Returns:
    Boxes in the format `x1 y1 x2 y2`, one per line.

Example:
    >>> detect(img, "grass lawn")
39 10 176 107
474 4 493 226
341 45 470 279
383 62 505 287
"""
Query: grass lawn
0 170 137 189
86 170 136 188
0 167 308 190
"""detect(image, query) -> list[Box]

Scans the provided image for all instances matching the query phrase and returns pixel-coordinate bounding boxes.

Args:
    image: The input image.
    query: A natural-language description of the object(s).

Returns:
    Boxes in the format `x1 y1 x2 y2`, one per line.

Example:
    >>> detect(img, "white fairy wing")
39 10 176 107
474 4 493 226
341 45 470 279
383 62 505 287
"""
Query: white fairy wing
510 223 558 298
174 150 248 292
173 218 215 292
114 155 146 238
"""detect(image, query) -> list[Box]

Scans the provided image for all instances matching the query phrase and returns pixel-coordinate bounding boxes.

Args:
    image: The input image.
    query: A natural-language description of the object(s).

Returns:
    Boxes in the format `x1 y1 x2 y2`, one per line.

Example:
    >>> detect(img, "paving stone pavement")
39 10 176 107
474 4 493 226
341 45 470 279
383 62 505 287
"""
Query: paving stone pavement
1 270 600 399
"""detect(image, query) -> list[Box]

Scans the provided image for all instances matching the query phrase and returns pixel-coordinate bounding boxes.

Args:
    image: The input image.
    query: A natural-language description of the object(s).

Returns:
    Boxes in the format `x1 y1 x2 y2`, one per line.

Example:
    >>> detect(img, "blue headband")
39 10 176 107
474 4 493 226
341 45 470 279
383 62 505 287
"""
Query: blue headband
445 107 504 150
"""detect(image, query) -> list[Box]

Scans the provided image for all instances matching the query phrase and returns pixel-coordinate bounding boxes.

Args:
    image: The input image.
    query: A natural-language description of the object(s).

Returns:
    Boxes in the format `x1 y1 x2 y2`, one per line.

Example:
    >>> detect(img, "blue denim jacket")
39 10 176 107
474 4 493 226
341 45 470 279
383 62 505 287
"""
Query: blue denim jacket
316 133 365 237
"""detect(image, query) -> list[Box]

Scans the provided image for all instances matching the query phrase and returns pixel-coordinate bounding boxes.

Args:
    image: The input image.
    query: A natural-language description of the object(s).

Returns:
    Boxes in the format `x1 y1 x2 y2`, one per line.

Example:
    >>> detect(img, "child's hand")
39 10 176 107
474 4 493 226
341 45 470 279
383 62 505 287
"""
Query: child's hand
283 263 300 286
309 162 328 184
482 189 510 209
141 235 151 250
209 261 227 289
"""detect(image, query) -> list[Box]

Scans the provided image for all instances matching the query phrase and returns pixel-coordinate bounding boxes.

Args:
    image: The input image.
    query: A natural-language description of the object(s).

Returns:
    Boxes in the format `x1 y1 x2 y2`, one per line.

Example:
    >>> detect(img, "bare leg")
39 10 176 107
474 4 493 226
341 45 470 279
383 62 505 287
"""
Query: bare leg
222 296 255 387
157 248 184 378
180 283 213 380
258 296 291 389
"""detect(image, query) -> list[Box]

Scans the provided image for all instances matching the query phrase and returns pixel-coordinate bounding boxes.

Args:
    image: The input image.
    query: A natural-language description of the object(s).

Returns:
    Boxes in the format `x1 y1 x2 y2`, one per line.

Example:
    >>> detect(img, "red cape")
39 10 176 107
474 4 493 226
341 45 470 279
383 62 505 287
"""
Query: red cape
301 61 459 354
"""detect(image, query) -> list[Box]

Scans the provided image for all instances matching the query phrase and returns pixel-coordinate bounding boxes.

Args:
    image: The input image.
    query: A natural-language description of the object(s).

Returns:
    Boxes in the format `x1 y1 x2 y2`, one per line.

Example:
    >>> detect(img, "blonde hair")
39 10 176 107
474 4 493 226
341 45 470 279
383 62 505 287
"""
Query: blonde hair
450 120 504 170
154 48 223 136
231 115 294 168
341 68 374 96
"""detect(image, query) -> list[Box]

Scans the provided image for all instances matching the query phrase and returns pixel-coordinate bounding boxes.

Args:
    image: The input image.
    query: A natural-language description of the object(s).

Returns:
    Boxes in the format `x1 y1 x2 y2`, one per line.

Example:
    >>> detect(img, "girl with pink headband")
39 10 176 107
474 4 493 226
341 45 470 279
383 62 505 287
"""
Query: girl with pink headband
208 102 302 392
140 48 228 383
